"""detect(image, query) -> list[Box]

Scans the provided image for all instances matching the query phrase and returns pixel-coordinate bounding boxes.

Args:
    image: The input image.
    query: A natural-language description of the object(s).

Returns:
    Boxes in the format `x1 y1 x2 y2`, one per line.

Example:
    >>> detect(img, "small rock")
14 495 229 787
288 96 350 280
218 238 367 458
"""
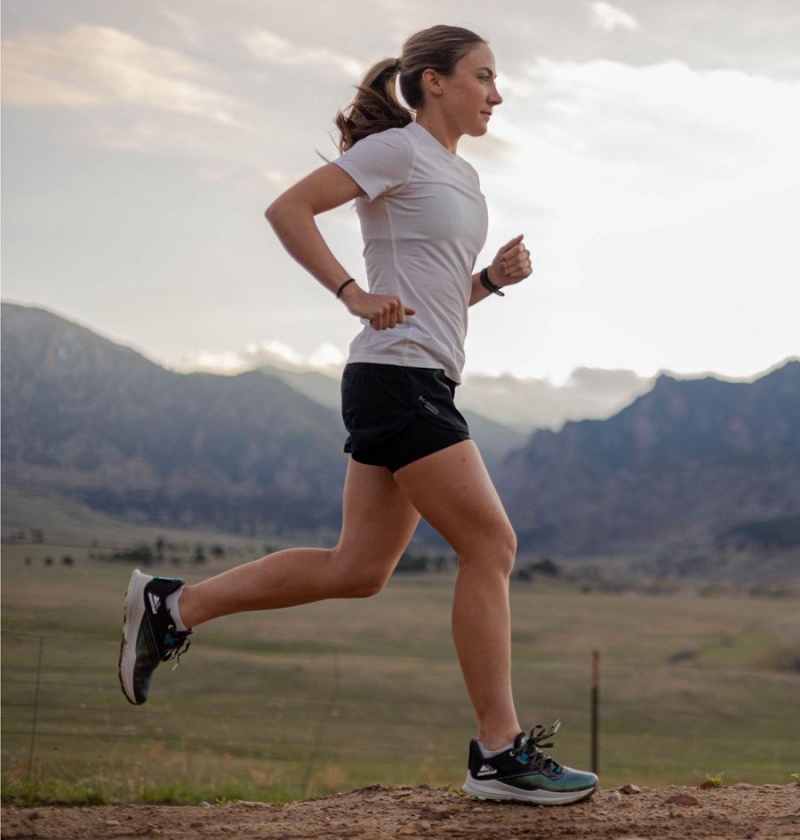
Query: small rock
399 821 429 836
667 649 698 664
620 784 641 795
665 793 700 806
419 806 452 821
734 783 754 790
27 812 41 821
605 791 623 804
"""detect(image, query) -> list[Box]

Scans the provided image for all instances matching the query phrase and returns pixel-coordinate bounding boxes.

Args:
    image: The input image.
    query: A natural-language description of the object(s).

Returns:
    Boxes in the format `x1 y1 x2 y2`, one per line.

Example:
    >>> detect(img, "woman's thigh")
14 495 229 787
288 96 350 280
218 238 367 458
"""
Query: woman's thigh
392 440 516 563
336 457 421 578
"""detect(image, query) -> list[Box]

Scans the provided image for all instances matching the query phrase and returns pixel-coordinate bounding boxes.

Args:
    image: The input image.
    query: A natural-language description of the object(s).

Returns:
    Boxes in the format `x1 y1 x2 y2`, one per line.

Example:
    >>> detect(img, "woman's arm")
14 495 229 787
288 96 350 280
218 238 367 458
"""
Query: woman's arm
265 164 415 330
469 234 533 306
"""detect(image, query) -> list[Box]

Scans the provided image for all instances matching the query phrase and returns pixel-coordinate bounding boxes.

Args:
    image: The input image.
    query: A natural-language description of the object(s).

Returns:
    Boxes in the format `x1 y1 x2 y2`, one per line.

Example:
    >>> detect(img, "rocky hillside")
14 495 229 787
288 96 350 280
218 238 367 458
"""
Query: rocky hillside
497 361 800 566
1 303 347 535
3 302 798 577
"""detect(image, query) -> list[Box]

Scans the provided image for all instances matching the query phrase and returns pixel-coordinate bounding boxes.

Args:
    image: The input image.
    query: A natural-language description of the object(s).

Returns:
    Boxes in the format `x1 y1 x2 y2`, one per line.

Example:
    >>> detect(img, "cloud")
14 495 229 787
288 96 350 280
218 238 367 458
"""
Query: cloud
159 8 206 49
459 367 653 430
506 58 800 198
590 2 640 33
461 52 800 385
2 24 239 123
173 339 346 375
242 28 362 77
262 168 307 192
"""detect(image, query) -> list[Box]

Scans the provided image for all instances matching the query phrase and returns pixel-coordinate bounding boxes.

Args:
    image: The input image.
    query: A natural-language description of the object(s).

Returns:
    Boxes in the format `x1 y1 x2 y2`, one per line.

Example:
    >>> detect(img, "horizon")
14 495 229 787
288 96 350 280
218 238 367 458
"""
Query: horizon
4 297 794 384
4 298 796 432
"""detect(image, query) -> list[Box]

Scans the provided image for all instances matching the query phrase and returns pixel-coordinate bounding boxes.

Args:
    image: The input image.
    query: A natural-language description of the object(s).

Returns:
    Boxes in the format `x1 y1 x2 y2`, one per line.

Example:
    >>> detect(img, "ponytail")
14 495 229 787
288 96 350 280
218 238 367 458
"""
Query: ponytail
334 26 487 152
335 58 411 152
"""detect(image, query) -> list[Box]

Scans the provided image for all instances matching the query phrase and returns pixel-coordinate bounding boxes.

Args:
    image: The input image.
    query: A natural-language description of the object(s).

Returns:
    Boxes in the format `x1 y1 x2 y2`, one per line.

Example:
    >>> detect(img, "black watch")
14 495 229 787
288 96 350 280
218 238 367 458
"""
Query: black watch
480 267 505 297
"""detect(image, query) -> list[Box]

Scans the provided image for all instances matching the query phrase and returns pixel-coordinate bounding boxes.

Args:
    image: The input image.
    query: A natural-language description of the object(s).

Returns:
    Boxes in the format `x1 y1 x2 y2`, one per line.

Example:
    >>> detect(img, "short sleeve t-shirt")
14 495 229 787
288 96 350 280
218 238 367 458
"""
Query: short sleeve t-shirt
333 122 488 383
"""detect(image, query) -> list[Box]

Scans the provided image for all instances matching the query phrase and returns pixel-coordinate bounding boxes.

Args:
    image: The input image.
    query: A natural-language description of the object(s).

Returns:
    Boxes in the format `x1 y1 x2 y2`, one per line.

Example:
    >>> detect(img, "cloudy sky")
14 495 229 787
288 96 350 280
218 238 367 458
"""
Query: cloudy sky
3 0 799 390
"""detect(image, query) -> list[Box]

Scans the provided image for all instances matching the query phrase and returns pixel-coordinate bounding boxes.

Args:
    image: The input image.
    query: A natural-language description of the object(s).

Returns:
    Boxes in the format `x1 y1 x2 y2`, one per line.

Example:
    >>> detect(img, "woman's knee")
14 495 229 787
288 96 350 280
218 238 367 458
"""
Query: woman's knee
338 572 389 599
329 548 394 598
459 524 517 577
494 526 518 576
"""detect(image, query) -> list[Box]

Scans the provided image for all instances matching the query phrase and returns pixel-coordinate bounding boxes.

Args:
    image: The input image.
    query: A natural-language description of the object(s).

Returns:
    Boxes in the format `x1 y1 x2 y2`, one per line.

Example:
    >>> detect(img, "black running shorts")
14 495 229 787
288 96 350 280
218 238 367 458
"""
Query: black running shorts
341 363 471 473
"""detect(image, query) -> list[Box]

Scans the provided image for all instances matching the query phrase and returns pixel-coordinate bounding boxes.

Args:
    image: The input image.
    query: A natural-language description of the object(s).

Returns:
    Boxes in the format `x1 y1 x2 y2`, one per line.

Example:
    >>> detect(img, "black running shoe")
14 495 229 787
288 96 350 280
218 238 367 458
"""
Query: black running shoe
118 569 192 705
463 721 598 805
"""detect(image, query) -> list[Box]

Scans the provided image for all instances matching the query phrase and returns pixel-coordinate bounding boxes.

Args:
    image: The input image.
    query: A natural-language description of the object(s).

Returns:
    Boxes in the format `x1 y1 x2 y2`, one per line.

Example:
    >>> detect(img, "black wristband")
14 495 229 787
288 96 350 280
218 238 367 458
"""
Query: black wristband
336 278 356 298
480 267 505 296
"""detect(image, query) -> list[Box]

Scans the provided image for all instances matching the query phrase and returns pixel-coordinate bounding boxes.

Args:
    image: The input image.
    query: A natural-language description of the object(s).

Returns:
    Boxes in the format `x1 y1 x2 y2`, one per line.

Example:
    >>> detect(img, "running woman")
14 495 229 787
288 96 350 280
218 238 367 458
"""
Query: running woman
119 24 598 806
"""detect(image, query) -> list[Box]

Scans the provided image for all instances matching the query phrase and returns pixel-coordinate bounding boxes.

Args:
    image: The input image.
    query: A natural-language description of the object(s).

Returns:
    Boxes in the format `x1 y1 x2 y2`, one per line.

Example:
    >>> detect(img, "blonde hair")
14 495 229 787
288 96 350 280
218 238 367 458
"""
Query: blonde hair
335 25 487 151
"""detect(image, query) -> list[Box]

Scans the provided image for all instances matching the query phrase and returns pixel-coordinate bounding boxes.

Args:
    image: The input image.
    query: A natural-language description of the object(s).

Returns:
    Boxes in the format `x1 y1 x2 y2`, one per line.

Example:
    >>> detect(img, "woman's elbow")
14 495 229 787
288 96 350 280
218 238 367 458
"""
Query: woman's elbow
264 196 284 228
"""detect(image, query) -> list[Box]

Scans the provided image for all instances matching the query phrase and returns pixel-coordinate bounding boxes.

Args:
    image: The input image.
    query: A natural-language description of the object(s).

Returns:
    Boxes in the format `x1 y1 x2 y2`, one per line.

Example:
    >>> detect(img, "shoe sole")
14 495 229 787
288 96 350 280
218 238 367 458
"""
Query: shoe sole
118 568 150 705
462 776 597 805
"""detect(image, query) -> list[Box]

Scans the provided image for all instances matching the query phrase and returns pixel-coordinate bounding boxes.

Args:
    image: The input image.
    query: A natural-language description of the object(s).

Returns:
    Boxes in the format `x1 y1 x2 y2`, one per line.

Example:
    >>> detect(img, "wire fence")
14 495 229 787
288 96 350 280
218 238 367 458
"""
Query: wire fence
3 624 798 801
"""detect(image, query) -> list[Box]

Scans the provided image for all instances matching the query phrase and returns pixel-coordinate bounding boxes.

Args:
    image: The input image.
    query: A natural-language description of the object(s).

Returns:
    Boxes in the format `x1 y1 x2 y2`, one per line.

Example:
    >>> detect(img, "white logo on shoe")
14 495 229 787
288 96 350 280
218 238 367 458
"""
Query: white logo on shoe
148 593 162 614
476 764 497 777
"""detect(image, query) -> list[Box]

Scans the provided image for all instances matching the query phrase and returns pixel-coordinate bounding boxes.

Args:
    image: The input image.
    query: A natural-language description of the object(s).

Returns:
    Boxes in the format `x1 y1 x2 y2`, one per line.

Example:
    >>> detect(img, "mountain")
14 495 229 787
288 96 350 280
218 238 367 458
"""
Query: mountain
4 302 798 581
497 361 800 574
1 303 348 535
1 303 522 538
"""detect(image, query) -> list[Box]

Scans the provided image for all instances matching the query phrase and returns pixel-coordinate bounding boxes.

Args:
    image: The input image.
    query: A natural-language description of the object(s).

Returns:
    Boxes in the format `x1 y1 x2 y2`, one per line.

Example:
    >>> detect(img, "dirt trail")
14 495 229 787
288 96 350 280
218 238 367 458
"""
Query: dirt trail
3 784 799 839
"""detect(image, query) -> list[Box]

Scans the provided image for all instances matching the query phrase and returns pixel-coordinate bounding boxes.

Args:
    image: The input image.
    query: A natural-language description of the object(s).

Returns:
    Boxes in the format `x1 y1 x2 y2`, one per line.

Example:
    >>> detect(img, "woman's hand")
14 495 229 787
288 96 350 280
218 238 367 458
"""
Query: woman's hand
339 282 416 330
488 234 532 289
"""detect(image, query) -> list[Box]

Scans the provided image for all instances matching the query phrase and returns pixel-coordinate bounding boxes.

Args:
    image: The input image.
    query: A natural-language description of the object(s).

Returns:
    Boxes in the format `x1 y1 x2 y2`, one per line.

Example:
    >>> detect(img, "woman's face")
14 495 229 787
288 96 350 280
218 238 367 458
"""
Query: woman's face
439 43 503 139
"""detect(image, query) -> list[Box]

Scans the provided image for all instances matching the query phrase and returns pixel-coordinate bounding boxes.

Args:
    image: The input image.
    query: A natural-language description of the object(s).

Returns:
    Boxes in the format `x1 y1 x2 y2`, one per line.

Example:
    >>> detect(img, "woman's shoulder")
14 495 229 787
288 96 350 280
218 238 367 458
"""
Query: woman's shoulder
334 125 417 197
338 125 416 169
352 124 416 152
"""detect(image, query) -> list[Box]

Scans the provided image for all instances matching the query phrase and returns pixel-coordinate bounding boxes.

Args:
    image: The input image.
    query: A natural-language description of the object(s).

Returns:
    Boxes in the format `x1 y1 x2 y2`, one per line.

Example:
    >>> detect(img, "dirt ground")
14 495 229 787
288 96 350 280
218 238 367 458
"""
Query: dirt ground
3 784 799 840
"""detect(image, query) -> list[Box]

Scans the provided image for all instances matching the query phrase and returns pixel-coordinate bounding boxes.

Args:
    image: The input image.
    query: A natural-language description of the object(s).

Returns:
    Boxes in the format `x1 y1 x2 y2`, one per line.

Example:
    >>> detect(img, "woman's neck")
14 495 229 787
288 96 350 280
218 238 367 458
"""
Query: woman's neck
414 111 459 154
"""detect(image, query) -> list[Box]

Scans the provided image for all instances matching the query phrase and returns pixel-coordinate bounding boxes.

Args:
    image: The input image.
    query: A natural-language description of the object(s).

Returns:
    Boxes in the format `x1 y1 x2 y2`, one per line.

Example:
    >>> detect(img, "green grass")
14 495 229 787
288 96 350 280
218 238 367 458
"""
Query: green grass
2 544 799 805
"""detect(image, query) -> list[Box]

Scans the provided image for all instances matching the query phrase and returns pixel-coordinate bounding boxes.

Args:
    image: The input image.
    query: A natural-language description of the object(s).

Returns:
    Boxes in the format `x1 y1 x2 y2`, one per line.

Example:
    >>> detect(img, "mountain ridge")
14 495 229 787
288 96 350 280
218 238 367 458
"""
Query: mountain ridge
2 303 347 534
497 360 800 564
3 302 798 580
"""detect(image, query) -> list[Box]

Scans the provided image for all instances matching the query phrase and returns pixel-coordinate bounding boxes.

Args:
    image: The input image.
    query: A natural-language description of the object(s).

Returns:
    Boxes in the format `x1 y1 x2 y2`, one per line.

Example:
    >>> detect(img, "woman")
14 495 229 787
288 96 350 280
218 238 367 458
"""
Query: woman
119 24 597 805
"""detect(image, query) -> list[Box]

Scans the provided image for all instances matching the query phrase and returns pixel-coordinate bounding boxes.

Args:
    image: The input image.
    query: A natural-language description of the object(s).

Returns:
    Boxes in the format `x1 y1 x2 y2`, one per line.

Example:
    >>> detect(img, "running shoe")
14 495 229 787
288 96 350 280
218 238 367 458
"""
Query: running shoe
462 721 598 805
118 569 192 705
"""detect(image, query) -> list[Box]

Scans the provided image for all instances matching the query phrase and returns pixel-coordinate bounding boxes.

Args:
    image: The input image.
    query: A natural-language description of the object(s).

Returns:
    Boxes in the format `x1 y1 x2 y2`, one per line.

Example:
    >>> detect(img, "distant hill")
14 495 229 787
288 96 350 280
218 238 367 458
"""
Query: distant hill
1 303 522 539
3 302 798 582
497 361 800 575
1 303 347 535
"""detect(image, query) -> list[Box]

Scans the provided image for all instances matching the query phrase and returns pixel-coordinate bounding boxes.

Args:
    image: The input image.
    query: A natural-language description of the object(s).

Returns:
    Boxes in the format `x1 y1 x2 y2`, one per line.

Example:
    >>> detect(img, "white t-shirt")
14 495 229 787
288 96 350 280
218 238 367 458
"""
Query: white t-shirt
333 122 488 383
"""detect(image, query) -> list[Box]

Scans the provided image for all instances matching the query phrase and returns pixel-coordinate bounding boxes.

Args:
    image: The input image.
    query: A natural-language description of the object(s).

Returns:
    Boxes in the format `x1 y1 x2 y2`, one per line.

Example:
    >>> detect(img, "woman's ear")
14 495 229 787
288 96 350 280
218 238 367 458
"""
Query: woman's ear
420 68 444 98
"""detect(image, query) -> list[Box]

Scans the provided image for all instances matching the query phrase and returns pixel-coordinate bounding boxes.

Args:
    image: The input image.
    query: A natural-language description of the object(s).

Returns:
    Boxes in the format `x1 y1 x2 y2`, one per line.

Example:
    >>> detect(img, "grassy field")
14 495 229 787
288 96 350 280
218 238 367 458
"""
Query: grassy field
2 541 799 804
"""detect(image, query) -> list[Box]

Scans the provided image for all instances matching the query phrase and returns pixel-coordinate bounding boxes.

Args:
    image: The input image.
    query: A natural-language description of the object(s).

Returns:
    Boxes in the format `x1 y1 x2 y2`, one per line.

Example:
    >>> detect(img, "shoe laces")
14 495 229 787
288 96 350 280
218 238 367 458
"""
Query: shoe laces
161 626 192 671
510 720 564 776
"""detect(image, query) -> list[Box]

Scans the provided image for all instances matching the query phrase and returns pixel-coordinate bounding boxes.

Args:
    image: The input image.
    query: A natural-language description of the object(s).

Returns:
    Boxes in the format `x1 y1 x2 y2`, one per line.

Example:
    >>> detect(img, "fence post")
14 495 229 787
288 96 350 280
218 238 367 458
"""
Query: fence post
591 650 600 776
26 635 45 782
